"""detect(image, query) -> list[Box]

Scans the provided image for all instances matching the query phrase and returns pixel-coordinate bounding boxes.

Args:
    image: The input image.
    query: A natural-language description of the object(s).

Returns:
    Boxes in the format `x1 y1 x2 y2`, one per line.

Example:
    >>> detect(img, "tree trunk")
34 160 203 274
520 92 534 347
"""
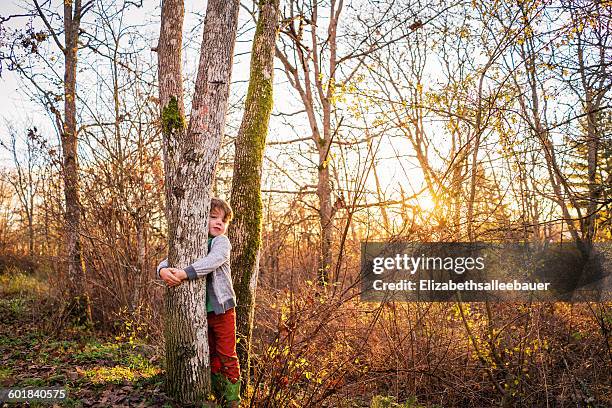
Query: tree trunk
466 67 490 242
583 89 599 244
516 30 585 248
576 14 606 244
133 220 146 310
229 0 279 390
62 0 90 321
158 0 240 403
314 0 342 285
27 208 34 270
317 147 334 284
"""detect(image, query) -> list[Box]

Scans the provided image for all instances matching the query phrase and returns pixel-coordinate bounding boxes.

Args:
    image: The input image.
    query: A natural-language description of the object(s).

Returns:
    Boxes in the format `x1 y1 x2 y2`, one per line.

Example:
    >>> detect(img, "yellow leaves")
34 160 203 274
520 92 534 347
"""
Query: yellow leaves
83 365 160 384
267 345 278 357
113 305 152 346
426 91 442 106
371 117 385 127
446 118 459 135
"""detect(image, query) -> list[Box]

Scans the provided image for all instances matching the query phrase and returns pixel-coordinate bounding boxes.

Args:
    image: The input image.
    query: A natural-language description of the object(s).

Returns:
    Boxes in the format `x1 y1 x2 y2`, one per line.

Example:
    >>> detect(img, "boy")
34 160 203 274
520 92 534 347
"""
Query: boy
157 198 241 407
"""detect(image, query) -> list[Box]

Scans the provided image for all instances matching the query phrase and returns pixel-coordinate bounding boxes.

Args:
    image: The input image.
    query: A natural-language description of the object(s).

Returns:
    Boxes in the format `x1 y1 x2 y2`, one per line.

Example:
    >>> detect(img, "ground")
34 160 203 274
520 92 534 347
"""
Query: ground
0 272 177 408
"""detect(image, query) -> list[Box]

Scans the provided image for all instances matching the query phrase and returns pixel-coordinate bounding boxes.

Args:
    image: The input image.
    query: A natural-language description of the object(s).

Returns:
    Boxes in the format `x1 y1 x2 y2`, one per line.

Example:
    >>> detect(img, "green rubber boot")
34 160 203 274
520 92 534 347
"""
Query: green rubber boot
219 375 241 408
211 373 224 404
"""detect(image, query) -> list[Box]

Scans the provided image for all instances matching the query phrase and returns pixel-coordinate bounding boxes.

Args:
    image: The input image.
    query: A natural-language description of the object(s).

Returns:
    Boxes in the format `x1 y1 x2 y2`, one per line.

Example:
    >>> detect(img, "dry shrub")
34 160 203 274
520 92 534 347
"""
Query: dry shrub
248 260 612 407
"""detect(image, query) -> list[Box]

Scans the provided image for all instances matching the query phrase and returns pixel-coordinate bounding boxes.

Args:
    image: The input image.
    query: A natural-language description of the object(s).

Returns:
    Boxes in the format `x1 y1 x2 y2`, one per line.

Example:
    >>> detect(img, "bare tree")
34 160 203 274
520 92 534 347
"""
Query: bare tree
275 0 426 283
24 0 95 319
565 0 611 243
0 124 42 268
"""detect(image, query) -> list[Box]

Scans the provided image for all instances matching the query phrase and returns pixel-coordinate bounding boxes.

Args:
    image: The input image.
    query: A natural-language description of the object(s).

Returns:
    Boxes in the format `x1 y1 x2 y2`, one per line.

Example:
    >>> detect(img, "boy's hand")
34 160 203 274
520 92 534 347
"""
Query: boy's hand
173 269 188 281
160 267 185 287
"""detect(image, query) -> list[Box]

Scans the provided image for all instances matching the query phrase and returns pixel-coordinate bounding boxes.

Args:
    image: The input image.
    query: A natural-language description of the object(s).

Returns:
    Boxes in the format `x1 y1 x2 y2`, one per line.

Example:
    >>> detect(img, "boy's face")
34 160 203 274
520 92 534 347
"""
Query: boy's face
209 208 228 237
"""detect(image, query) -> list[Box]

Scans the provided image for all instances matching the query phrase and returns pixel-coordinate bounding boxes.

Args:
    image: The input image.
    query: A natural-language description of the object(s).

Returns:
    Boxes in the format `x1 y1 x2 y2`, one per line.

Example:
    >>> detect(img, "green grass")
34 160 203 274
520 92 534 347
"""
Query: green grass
21 377 47 386
0 297 27 316
0 367 12 381
73 341 120 362
0 267 48 297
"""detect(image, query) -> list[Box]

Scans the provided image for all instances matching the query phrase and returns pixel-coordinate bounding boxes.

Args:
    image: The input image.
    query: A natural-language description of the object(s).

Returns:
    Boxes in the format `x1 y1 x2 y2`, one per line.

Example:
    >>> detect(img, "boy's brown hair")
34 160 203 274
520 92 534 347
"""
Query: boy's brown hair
210 197 233 223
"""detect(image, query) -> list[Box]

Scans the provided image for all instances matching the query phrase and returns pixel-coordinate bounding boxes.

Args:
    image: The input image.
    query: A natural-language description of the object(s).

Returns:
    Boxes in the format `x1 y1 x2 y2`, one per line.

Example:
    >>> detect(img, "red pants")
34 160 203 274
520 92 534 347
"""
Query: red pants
208 308 240 382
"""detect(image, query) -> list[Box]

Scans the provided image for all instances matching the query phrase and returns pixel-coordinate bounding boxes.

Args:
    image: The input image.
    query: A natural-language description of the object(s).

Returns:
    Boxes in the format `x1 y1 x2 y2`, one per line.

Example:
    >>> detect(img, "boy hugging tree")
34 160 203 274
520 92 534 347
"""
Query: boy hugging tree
157 198 241 407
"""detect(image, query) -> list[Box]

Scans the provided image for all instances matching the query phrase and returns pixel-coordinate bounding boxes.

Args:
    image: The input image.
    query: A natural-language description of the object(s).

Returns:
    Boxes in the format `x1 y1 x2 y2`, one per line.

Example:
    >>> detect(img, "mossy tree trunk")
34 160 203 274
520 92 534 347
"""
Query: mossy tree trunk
229 0 280 390
157 0 240 403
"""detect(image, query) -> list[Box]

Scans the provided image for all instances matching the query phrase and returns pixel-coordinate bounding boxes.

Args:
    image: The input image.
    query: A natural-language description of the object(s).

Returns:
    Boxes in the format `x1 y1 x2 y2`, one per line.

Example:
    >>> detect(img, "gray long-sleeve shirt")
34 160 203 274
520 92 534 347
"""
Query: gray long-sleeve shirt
156 235 237 315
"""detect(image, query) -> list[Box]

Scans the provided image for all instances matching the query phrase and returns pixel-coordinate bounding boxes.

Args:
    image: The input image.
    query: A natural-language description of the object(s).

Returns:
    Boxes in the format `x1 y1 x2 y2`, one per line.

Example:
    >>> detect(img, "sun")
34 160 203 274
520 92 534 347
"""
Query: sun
417 194 437 213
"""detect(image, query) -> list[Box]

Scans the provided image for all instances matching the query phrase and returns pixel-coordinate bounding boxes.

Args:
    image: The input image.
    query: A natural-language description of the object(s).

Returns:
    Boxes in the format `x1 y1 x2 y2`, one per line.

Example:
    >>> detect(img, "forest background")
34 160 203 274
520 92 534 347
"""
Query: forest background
0 0 610 407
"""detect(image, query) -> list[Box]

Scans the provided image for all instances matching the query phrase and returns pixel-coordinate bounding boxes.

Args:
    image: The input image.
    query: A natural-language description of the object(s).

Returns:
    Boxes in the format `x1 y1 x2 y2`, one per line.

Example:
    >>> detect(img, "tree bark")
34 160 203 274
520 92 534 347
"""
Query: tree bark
60 0 90 321
229 0 279 390
317 146 334 284
158 0 240 403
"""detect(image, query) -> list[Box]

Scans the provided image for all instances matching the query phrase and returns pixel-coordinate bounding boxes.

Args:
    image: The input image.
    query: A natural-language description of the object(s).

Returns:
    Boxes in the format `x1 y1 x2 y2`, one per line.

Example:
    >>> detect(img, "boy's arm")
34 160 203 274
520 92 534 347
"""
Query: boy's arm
184 235 231 281
156 259 168 280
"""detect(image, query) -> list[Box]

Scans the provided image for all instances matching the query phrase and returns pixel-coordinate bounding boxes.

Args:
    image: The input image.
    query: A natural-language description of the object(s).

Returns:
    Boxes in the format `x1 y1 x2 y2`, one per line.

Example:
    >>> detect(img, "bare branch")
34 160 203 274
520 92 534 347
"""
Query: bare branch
33 0 65 53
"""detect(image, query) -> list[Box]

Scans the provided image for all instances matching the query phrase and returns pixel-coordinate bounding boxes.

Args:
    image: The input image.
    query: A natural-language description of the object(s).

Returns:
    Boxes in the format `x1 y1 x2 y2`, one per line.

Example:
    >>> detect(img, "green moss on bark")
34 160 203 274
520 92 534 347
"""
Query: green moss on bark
229 0 278 392
161 96 185 135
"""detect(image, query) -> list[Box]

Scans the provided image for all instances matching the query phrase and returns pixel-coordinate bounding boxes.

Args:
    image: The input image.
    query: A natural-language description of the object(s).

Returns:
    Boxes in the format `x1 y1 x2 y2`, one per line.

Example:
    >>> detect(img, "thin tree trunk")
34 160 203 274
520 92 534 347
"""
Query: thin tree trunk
466 67 491 242
516 30 585 249
27 210 34 270
133 220 146 310
229 0 279 390
158 0 240 403
317 148 334 284
314 0 342 285
576 15 606 244
62 0 90 321
369 139 391 232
